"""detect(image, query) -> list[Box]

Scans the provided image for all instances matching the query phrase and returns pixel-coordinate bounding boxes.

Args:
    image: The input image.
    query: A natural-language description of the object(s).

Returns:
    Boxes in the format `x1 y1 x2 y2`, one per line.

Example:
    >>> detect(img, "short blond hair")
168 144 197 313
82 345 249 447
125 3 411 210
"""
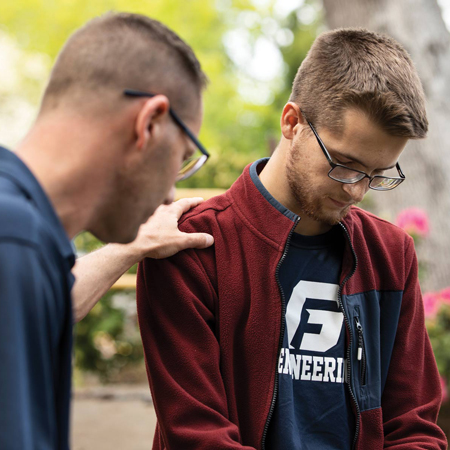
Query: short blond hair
40 12 207 118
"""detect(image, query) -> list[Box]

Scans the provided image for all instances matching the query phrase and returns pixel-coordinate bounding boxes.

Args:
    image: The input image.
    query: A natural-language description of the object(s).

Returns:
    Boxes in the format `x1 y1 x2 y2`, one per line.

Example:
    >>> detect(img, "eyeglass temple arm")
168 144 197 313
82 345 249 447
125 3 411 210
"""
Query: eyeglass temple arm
166 109 209 157
396 162 405 179
305 119 334 163
124 89 209 158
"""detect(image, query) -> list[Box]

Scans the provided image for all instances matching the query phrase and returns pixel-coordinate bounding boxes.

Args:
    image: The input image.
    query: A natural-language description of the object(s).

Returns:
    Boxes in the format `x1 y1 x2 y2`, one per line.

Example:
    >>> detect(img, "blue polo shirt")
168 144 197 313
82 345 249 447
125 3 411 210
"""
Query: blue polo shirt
0 146 75 449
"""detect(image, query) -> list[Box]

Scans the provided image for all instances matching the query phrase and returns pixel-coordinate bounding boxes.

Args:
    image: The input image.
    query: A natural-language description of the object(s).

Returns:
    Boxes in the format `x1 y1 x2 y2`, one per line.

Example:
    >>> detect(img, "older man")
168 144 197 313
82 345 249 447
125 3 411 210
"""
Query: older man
0 12 212 449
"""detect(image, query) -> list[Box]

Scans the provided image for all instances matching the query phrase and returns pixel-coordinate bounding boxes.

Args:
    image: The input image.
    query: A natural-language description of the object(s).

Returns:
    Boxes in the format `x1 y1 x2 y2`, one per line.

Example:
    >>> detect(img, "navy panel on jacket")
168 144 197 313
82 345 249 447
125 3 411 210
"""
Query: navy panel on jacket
344 290 403 412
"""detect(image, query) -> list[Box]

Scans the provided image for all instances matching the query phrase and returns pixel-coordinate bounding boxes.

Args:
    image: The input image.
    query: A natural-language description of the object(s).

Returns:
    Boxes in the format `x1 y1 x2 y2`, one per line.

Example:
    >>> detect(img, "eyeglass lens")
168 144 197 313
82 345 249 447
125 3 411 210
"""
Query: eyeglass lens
329 166 403 191
177 154 209 182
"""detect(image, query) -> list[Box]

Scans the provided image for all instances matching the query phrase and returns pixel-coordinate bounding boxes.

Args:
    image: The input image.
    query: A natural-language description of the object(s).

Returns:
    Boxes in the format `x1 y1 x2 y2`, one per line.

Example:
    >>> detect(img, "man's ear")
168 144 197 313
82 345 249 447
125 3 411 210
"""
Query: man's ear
280 102 307 140
135 95 170 150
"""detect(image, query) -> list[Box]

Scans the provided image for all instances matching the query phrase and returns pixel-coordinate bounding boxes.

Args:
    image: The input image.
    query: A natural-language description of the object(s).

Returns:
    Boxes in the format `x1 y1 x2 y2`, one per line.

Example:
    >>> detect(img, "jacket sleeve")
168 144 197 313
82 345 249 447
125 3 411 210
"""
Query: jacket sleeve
136 249 256 450
381 236 447 449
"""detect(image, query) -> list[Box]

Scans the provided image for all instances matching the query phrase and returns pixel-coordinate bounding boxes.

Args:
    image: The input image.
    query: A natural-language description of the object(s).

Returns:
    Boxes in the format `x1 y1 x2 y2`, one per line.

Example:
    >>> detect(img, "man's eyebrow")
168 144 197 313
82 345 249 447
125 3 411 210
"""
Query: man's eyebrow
329 148 397 171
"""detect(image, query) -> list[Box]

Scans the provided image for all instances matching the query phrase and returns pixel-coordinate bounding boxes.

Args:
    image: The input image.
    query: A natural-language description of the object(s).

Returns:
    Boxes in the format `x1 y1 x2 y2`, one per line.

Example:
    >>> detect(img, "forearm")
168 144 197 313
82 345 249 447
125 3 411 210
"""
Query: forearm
72 243 142 322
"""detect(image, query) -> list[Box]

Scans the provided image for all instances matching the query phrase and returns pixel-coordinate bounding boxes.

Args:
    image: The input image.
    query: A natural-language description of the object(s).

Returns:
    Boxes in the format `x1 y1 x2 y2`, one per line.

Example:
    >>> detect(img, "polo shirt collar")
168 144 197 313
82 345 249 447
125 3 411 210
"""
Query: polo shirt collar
0 146 75 267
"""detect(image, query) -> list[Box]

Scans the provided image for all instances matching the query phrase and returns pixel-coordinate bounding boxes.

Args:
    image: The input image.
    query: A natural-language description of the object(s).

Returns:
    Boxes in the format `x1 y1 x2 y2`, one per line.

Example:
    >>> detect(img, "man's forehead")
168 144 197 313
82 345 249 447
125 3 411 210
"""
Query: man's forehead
320 108 408 169
327 147 398 171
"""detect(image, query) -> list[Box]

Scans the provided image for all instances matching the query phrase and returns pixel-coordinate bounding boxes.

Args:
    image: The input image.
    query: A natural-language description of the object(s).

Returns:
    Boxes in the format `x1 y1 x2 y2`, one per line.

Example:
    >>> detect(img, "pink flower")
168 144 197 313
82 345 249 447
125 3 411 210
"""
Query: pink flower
441 376 449 403
423 292 440 319
439 287 450 305
395 208 430 238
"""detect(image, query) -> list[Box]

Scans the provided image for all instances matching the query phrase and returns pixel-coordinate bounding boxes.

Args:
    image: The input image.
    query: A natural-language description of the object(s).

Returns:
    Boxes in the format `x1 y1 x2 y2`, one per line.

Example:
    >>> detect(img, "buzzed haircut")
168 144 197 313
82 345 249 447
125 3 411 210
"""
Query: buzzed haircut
40 12 207 118
290 28 428 139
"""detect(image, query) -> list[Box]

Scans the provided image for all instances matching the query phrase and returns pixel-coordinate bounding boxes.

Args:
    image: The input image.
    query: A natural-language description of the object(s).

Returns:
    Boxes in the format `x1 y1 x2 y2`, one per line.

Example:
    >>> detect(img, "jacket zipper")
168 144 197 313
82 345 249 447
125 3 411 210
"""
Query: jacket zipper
261 216 300 450
354 315 366 386
261 219 359 449
337 222 359 450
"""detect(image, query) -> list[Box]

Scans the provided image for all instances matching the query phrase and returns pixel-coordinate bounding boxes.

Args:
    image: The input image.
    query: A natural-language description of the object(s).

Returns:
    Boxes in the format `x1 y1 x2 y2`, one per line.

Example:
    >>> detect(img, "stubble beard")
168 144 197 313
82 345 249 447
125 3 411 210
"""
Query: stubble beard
285 149 351 226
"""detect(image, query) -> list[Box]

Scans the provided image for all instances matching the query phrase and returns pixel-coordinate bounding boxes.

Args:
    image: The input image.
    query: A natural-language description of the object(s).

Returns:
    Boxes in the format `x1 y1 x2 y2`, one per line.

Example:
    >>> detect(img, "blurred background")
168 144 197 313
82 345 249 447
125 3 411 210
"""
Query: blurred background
2 0 450 447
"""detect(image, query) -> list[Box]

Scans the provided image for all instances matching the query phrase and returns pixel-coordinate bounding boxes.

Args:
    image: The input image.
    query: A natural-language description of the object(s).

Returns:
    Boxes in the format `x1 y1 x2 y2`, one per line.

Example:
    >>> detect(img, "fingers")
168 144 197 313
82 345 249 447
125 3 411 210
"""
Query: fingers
130 198 212 259
141 197 204 226
149 232 214 259
173 197 205 216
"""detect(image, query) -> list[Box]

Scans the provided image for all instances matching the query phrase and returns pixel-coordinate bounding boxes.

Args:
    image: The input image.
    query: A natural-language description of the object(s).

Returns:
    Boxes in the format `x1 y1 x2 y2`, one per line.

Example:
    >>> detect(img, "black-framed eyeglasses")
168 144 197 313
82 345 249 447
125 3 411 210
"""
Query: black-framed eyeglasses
124 89 209 182
306 118 405 191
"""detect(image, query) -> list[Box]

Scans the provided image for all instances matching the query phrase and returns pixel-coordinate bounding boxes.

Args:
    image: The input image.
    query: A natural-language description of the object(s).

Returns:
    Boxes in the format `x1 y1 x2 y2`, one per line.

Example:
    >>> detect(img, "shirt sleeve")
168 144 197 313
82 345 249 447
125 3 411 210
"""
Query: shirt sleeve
0 241 59 450
381 236 447 449
136 250 257 450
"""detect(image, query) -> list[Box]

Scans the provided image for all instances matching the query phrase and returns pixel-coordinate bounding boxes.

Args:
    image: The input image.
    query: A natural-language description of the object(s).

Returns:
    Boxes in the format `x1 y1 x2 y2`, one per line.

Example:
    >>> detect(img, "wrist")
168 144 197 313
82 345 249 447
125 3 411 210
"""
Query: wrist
106 242 146 267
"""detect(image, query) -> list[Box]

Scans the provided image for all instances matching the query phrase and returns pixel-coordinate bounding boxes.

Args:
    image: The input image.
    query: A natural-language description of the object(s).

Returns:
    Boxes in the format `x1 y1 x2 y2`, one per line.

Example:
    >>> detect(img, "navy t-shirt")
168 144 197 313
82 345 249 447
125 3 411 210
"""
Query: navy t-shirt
266 226 355 449
0 147 75 449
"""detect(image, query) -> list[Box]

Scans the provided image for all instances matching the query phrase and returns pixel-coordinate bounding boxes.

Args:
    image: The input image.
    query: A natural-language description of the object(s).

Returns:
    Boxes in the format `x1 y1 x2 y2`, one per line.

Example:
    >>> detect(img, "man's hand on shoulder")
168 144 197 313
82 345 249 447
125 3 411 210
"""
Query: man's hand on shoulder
72 197 214 322
129 197 214 260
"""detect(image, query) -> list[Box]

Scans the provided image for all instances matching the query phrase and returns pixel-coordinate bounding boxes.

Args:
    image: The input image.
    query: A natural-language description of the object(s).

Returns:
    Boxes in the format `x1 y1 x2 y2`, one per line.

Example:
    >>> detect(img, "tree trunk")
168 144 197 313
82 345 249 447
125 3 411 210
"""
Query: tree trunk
322 0 450 291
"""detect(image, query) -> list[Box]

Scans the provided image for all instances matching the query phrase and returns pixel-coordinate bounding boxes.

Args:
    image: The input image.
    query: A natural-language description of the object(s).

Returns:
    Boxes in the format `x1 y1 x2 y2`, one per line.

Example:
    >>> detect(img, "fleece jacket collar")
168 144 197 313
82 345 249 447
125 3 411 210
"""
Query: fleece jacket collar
229 158 357 259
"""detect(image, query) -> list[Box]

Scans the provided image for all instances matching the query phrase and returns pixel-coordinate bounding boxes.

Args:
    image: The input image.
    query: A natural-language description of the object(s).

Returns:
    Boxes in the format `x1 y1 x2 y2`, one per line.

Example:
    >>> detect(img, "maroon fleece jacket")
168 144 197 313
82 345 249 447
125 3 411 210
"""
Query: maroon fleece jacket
137 162 447 450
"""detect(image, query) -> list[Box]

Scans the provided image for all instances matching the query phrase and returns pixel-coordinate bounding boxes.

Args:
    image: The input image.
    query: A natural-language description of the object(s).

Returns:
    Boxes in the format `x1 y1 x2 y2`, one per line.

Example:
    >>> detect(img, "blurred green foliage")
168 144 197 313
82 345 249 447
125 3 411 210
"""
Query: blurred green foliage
428 304 450 386
0 0 320 188
74 290 143 382
74 231 140 381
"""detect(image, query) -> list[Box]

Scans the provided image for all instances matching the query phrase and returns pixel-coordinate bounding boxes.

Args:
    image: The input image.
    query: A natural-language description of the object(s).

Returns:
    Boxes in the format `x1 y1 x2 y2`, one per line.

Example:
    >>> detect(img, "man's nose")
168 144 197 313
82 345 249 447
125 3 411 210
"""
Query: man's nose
341 179 370 204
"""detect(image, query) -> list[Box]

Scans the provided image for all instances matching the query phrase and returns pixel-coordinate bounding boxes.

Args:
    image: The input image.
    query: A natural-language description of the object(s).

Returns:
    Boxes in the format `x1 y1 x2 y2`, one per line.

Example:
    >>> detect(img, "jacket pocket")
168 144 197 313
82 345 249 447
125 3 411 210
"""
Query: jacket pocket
354 315 367 386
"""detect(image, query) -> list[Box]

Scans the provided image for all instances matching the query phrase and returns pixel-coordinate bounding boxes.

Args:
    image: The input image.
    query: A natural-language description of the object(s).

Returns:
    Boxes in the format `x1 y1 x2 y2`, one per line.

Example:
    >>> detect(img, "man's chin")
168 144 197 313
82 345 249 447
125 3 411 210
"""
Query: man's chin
89 225 139 245
315 205 352 226
163 187 176 205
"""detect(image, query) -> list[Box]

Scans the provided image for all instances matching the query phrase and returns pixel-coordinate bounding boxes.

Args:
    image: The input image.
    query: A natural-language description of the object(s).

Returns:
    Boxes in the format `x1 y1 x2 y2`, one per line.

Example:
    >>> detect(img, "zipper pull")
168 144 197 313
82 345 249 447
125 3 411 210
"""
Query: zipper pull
355 316 363 361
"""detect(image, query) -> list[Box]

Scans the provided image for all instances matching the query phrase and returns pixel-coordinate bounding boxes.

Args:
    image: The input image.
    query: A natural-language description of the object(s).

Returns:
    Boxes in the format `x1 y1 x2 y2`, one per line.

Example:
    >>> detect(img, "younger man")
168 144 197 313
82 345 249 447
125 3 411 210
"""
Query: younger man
137 29 447 449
